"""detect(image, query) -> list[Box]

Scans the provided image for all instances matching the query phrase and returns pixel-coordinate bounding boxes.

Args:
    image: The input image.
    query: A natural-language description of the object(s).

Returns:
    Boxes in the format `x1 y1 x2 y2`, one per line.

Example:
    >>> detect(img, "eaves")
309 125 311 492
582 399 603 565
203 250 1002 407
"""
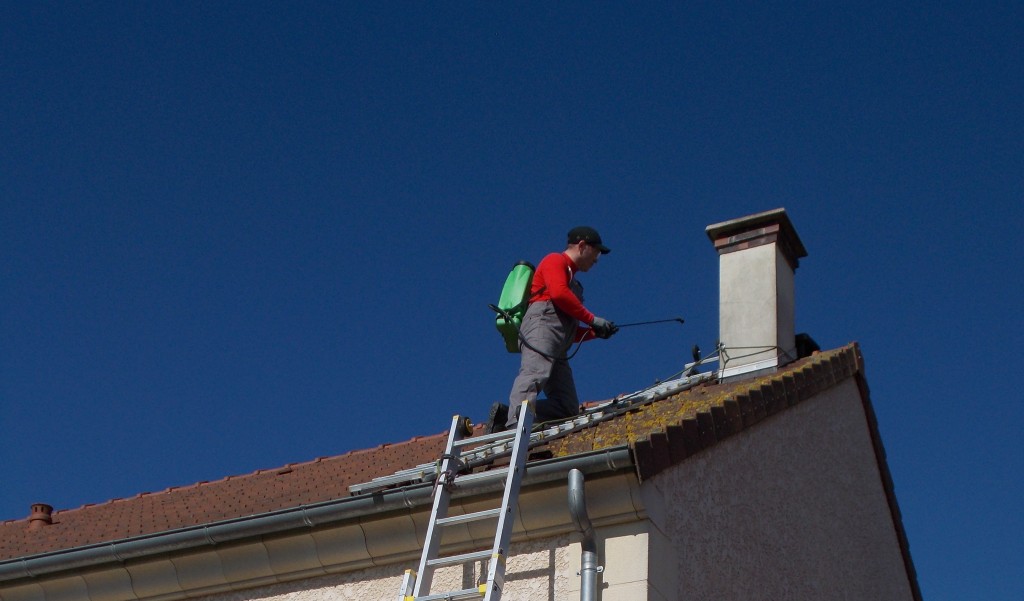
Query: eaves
0 447 635 601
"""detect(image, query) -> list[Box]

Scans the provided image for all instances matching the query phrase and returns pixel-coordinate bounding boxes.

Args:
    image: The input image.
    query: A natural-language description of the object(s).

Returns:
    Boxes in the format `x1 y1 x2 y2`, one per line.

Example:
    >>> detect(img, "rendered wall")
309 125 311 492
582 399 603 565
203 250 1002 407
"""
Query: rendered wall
717 242 799 380
0 470 652 601
643 378 914 600
186 524 656 601
187 535 573 601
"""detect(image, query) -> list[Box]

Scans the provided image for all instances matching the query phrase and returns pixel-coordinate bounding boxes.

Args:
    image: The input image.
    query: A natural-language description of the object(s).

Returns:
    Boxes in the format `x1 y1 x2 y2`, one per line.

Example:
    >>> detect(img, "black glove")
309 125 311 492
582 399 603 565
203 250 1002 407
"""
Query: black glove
591 317 619 339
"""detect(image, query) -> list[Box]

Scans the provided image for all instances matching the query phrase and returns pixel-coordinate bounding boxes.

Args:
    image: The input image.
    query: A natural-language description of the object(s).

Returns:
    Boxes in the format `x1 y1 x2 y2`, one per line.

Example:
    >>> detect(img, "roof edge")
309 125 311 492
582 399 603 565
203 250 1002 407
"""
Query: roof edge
631 344 862 481
852 356 924 601
0 446 633 587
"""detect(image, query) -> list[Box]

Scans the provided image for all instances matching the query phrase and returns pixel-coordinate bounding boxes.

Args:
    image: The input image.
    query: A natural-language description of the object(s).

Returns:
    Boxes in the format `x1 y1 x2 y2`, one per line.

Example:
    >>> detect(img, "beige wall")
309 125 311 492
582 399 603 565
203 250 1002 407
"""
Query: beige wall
186 525 658 601
644 378 914 600
0 470 651 601
185 537 576 601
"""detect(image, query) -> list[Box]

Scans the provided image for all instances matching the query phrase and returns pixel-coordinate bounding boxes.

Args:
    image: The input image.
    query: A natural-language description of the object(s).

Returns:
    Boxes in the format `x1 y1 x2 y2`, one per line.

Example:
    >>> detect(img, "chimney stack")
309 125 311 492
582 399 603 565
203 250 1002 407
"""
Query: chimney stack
28 503 53 529
706 208 807 381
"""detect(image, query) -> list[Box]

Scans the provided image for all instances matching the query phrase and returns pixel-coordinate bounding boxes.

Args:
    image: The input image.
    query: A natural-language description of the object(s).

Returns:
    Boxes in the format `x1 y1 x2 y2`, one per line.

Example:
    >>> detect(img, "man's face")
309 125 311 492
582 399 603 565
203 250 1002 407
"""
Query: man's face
576 242 601 272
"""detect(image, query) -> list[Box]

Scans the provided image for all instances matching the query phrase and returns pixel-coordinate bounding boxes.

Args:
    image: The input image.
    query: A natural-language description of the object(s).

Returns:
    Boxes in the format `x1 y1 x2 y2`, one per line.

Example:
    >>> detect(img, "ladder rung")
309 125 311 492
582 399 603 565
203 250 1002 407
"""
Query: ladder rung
454 465 511 487
412 585 486 601
452 429 518 448
435 507 502 527
348 465 434 494
426 549 494 568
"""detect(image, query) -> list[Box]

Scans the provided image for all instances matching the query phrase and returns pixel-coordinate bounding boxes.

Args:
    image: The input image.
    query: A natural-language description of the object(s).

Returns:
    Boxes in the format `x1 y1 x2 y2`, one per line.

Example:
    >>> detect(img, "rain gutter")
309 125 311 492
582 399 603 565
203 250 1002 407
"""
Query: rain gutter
0 446 633 584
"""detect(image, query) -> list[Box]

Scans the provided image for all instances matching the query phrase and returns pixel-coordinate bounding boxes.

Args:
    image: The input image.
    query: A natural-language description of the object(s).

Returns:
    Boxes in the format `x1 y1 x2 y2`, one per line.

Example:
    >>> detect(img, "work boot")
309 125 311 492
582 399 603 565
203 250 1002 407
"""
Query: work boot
486 402 509 434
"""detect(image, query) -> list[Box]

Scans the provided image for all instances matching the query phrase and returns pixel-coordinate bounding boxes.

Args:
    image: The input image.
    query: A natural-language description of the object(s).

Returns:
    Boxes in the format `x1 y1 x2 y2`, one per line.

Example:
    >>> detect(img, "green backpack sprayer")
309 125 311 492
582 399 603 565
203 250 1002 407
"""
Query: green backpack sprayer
489 259 589 359
491 260 535 353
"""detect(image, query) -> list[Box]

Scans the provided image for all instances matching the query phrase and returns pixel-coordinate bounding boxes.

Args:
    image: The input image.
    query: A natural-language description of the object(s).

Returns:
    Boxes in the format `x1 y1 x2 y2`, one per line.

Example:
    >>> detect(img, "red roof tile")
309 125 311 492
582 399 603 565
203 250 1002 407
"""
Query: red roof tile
0 429 451 561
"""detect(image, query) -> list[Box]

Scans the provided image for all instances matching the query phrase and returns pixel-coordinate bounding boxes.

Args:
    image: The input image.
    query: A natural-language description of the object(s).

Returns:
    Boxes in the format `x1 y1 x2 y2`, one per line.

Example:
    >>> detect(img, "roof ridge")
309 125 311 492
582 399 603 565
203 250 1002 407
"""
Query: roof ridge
626 343 863 480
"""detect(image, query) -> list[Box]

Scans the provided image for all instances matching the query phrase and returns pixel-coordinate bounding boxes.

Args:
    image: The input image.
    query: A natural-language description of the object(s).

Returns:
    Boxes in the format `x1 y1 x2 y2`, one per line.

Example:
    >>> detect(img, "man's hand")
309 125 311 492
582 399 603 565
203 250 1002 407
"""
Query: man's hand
591 317 619 339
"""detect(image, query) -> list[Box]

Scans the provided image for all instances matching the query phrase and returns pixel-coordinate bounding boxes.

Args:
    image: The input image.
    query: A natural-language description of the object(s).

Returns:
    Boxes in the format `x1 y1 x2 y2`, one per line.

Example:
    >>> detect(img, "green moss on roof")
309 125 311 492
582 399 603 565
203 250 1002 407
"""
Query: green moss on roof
547 343 864 481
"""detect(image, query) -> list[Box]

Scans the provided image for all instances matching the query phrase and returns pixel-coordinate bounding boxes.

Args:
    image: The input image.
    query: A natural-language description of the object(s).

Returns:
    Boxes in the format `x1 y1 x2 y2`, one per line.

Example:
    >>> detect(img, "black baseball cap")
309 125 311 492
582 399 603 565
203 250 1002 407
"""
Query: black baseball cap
567 226 610 254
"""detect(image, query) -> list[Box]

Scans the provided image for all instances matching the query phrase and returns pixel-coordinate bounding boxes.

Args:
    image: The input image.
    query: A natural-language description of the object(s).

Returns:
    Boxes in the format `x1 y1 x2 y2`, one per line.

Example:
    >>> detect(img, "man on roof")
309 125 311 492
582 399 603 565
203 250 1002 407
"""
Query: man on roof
488 226 618 433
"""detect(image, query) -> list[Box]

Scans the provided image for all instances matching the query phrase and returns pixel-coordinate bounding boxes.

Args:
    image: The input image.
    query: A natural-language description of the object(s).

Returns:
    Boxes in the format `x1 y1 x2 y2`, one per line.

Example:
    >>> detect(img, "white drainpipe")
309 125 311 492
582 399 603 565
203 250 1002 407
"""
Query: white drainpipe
568 468 601 601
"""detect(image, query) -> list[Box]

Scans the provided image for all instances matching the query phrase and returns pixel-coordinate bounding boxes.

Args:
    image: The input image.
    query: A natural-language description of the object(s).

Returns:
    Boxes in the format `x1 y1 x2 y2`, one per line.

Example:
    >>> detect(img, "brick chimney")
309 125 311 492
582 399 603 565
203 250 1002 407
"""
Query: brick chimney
706 208 807 381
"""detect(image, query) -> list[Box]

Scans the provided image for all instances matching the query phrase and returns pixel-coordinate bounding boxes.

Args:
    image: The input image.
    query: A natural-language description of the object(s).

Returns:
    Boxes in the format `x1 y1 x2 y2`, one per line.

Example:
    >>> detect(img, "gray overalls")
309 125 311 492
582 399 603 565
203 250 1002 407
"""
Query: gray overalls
506 278 585 428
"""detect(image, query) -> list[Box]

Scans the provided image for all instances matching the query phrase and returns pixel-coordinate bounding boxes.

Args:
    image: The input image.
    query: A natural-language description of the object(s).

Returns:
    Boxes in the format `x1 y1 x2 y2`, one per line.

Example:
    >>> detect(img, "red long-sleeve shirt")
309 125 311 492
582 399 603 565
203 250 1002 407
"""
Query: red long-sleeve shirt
530 252 596 326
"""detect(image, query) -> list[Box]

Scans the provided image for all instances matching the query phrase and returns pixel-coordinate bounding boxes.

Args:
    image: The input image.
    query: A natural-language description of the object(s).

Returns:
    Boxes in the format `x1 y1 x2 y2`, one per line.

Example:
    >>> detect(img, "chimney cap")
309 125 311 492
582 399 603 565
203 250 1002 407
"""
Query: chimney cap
706 207 807 266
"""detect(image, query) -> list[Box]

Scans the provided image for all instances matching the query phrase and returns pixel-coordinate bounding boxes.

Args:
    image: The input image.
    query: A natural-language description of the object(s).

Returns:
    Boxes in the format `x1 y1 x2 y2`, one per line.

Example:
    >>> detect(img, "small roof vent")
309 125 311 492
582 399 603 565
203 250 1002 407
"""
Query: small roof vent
28 503 53 529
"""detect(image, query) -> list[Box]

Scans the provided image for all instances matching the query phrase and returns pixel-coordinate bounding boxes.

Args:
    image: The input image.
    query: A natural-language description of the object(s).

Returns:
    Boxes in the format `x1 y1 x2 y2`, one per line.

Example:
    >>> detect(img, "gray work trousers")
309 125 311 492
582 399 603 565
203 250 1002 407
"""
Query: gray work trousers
506 299 582 427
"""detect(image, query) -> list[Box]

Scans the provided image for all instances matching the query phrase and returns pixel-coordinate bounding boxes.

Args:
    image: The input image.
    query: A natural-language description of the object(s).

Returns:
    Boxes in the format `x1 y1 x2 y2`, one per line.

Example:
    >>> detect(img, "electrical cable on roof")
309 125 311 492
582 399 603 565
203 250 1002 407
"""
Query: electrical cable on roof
719 345 784 369
351 341 797 495
527 341 791 436
523 349 724 436
437 360 717 473
507 342 784 440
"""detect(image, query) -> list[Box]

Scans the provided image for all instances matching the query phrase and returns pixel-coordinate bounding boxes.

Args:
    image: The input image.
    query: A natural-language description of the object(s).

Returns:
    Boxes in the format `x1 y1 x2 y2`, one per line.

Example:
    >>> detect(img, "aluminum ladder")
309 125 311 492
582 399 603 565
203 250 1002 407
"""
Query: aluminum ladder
397 401 534 601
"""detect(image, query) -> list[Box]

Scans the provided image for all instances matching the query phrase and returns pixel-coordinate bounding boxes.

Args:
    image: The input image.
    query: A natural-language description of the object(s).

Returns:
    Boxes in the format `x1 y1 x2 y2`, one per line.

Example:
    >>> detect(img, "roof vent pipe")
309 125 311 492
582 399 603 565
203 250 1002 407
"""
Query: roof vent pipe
706 208 808 381
568 469 601 601
28 504 53 529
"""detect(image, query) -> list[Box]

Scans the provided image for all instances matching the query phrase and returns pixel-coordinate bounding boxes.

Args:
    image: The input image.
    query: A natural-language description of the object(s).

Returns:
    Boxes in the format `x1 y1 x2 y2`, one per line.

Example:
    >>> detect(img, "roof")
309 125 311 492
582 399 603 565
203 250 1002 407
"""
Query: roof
0 343 874 563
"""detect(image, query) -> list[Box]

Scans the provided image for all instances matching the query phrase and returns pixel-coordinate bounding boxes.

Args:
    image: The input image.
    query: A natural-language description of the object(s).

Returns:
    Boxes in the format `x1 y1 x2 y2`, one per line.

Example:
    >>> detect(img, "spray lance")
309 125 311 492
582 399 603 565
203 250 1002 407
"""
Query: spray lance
614 317 685 328
590 316 684 340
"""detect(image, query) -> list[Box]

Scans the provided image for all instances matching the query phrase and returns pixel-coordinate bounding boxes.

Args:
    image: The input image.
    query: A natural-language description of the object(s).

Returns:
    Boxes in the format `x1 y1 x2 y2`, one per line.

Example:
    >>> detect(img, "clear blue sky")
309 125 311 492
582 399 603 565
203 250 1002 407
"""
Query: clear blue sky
2 3 1021 599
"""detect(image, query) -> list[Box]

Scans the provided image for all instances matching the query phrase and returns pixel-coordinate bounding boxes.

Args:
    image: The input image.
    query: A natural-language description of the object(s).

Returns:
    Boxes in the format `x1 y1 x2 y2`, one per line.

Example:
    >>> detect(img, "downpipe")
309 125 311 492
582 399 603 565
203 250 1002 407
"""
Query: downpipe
568 468 602 601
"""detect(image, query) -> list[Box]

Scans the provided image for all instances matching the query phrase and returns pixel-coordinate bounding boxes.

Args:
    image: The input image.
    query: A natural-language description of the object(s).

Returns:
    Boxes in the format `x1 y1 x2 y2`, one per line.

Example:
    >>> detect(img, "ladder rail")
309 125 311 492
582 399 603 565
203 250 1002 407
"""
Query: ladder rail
401 402 535 601
481 402 534 601
411 414 472 597
397 569 415 601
